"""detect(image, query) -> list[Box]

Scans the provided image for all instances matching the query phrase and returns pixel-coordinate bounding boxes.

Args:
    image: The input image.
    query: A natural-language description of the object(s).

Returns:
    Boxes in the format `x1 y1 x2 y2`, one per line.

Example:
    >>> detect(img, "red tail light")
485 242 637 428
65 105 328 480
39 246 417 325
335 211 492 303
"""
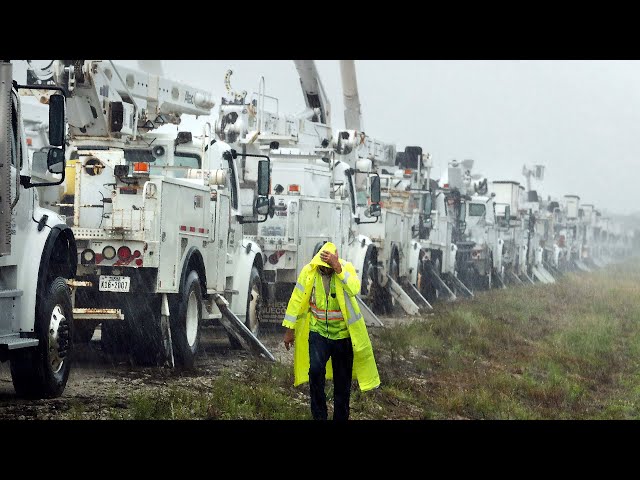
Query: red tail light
268 250 286 265
117 246 132 261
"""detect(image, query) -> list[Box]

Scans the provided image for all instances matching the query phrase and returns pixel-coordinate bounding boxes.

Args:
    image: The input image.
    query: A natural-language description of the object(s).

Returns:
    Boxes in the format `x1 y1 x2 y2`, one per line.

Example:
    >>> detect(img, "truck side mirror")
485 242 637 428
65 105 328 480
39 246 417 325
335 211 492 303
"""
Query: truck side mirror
370 175 381 203
255 196 270 216
48 94 65 147
424 194 432 216
369 203 381 217
257 159 270 196
47 147 65 174
505 205 511 220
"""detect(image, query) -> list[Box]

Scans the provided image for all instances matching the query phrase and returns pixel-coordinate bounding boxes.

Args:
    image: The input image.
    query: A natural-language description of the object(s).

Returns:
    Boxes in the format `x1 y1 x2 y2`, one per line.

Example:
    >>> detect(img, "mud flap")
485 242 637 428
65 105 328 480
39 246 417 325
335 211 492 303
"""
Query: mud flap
574 260 592 272
444 273 474 298
423 263 457 301
521 271 535 284
544 261 563 278
160 293 175 368
386 275 420 315
213 294 275 361
356 295 384 327
404 281 433 310
532 266 555 284
510 271 524 285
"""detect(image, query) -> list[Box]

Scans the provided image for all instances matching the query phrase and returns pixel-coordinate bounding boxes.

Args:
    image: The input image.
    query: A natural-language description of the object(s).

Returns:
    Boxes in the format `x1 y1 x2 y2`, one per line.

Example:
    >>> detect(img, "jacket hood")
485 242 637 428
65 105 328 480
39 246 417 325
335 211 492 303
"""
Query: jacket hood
310 242 337 268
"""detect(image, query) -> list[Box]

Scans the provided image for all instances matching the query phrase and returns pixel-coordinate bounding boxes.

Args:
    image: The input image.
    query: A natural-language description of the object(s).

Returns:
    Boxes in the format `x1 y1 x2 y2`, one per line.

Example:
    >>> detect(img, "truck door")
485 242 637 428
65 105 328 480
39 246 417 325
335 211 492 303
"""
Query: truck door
213 193 230 292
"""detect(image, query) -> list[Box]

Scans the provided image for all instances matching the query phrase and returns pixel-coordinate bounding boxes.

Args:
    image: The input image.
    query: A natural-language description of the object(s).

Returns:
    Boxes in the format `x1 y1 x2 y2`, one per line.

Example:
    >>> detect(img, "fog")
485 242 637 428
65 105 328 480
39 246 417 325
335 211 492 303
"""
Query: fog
57 60 640 215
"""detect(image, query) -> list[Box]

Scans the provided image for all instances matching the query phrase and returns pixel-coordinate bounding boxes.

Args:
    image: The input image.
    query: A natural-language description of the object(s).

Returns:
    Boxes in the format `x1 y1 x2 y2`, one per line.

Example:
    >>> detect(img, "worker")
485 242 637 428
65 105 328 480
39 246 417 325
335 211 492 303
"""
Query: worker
282 241 380 420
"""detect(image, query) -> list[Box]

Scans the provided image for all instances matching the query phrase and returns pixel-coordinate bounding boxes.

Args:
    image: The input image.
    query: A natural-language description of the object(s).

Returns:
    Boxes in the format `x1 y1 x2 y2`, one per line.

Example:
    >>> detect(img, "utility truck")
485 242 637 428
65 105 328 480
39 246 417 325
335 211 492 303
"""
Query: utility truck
215 62 384 329
50 60 274 367
0 60 77 398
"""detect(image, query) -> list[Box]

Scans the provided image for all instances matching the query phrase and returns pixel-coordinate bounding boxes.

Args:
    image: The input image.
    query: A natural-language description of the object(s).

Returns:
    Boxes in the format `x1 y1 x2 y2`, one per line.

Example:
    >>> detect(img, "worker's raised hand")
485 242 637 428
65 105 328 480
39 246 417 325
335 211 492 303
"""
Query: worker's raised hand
283 328 295 351
320 251 341 272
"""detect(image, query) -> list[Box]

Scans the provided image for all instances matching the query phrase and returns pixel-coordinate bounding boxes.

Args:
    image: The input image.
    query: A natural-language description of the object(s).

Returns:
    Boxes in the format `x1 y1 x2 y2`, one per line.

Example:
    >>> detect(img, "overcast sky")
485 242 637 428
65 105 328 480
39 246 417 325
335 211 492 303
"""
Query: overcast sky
96 61 640 216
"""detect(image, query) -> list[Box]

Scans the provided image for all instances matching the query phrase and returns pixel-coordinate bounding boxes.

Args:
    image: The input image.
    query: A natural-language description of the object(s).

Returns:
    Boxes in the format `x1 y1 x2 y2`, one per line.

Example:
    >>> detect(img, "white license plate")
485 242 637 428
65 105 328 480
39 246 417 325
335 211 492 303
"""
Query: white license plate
99 275 131 292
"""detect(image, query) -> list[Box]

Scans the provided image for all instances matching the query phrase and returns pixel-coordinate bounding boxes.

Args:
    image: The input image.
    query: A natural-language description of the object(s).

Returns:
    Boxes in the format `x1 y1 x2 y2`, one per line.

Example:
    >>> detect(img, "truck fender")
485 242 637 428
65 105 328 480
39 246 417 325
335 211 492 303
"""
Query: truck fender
178 247 207 295
344 234 373 286
20 224 76 333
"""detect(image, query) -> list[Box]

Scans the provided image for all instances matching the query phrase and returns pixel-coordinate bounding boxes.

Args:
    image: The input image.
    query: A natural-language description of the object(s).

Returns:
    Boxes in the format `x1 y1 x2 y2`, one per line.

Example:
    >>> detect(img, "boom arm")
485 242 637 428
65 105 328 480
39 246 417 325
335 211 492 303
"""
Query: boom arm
293 60 331 126
52 60 215 139
339 60 362 131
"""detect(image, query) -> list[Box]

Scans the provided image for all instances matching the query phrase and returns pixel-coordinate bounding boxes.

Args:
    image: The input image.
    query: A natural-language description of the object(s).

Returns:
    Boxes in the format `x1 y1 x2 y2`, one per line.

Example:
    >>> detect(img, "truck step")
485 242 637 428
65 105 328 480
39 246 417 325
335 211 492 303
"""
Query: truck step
0 334 38 349
0 289 23 299
73 308 124 321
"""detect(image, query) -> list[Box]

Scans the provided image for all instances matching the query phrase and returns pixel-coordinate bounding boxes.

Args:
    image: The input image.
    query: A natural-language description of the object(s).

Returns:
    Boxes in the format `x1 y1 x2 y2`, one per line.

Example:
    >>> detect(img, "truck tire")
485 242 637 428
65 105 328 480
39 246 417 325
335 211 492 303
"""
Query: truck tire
420 255 440 304
171 270 202 368
229 266 263 349
384 251 401 315
10 277 73 399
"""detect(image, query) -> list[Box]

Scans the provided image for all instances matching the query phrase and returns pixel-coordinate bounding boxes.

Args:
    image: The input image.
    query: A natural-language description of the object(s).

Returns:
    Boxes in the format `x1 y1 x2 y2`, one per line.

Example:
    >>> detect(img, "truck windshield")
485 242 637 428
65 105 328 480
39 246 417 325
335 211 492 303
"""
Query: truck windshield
468 203 485 217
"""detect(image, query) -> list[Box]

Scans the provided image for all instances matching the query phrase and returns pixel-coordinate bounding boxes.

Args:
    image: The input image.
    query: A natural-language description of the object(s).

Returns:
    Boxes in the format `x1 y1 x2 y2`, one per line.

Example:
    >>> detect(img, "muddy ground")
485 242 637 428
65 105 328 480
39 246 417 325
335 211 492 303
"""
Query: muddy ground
0 316 409 420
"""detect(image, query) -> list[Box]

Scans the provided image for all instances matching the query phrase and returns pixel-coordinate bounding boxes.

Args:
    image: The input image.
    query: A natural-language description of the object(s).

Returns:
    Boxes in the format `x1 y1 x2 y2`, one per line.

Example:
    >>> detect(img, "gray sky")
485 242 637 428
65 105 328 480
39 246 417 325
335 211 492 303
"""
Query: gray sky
117 60 640 216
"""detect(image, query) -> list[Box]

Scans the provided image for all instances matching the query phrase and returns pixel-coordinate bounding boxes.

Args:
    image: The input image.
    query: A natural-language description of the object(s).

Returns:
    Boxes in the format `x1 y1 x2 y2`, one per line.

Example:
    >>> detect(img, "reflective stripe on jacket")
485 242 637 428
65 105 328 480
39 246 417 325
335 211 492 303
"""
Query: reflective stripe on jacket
282 243 380 392
309 273 349 340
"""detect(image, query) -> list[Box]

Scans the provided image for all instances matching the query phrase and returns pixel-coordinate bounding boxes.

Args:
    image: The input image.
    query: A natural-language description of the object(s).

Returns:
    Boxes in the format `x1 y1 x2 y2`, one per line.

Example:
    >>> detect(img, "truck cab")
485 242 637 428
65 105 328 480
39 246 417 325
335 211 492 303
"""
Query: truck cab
0 61 77 398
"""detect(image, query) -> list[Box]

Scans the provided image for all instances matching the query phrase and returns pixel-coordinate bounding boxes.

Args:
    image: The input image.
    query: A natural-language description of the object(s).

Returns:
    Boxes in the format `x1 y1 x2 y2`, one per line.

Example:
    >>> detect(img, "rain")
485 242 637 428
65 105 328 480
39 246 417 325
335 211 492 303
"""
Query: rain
0 60 638 420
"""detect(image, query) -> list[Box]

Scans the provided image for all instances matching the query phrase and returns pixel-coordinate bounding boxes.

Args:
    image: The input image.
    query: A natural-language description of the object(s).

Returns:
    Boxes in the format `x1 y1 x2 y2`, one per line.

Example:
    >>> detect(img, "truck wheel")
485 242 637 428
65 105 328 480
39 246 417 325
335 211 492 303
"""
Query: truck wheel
362 259 376 297
229 266 262 349
10 277 73 399
171 270 202 369
420 256 440 304
385 252 400 315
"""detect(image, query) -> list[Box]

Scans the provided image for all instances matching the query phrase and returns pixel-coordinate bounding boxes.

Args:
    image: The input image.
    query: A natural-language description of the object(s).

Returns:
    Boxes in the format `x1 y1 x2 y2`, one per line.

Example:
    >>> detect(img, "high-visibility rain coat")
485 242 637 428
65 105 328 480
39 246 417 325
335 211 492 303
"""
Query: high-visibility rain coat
282 242 380 391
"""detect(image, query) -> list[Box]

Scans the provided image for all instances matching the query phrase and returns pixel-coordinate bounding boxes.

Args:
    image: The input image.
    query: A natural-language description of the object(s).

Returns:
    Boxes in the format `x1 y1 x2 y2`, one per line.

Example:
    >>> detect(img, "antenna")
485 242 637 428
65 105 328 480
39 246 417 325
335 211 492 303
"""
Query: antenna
522 164 545 192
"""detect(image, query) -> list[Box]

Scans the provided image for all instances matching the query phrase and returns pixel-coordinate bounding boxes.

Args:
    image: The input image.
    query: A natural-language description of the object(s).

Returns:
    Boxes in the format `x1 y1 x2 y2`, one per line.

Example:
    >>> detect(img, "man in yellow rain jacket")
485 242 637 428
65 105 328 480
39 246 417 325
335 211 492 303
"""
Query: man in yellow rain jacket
282 241 380 420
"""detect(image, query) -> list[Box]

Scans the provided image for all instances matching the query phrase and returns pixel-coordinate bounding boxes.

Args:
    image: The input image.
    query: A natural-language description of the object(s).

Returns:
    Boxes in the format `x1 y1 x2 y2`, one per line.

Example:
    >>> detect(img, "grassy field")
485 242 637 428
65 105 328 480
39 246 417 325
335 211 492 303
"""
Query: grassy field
115 260 640 420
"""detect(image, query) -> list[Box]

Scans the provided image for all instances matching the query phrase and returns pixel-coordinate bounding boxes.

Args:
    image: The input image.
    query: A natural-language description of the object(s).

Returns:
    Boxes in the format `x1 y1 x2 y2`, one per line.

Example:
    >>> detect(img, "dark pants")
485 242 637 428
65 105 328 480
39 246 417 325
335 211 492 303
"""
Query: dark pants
308 330 354 421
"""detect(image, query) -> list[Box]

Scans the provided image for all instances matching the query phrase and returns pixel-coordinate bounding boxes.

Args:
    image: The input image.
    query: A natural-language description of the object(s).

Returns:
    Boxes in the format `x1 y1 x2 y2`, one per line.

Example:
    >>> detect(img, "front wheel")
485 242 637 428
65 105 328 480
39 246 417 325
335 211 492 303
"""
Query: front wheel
10 277 73 399
229 266 263 349
171 270 203 369
384 253 401 315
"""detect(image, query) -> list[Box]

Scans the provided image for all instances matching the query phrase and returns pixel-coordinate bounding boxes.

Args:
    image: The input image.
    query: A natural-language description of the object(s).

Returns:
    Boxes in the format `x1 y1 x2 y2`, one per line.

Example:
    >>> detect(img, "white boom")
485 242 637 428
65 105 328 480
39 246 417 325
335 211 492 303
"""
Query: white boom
293 60 331 125
339 59 362 131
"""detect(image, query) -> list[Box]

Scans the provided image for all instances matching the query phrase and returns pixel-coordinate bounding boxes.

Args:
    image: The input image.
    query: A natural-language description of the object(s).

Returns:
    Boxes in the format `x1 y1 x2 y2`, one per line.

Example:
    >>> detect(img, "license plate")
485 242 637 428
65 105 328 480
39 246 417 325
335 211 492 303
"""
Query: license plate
99 275 131 292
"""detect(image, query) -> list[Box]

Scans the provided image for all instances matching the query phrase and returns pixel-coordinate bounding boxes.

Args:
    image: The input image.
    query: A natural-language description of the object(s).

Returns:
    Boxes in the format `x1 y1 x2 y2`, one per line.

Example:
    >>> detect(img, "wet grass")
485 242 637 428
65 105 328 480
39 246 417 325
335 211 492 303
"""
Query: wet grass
117 258 640 419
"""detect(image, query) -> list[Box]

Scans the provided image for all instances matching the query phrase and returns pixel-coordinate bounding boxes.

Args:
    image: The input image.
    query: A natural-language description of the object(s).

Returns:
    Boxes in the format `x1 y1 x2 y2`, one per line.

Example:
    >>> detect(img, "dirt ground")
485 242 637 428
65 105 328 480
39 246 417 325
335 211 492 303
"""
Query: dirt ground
0 316 411 420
